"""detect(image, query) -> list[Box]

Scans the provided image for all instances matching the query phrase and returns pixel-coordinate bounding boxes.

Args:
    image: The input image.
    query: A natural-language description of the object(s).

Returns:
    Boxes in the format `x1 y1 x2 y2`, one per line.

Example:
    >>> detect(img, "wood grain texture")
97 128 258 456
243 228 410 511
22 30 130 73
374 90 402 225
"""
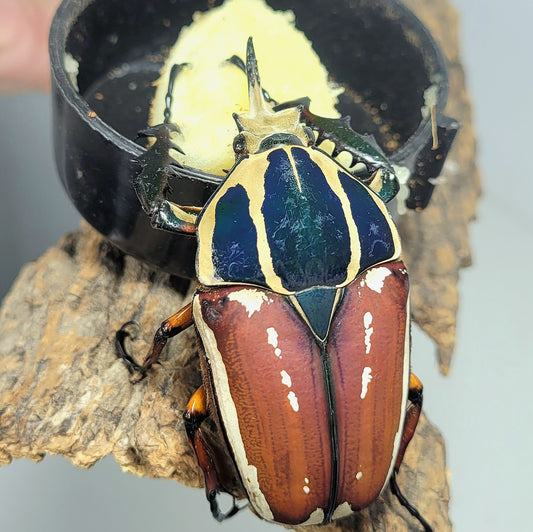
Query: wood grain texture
0 0 478 530
0 226 202 486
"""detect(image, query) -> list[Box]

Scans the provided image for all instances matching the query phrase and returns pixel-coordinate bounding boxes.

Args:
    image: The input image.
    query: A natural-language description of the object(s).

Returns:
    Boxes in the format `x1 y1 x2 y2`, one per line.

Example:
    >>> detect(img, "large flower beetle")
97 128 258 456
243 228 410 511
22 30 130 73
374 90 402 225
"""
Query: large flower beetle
117 38 433 530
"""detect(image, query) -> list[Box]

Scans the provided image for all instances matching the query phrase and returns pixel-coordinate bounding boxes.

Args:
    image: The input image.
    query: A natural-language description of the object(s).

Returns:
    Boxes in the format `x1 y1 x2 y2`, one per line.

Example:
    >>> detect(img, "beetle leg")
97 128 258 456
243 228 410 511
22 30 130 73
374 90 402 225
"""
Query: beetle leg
389 472 433 532
134 121 200 235
395 372 423 470
389 372 433 532
134 63 200 235
115 303 193 380
149 199 200 235
184 386 244 521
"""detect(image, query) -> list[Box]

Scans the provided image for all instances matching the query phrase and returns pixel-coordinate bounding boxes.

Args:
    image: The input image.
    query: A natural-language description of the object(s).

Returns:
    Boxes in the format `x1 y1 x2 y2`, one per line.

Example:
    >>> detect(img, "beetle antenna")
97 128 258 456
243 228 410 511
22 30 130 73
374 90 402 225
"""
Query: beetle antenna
163 63 189 125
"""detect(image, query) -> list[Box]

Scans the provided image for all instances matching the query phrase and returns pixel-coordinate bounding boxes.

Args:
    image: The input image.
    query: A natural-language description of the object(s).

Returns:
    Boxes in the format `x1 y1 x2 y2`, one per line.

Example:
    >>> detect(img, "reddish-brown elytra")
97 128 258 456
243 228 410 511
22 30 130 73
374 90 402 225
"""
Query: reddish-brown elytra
194 260 410 525
116 38 433 531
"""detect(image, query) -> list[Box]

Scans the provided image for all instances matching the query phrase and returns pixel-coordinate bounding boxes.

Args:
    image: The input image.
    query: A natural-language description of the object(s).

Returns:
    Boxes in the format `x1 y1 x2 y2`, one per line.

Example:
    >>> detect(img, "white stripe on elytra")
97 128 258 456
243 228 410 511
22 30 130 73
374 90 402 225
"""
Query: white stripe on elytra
362 266 392 293
192 296 274 521
382 292 411 494
266 327 282 358
227 289 273 317
363 311 373 354
360 367 373 399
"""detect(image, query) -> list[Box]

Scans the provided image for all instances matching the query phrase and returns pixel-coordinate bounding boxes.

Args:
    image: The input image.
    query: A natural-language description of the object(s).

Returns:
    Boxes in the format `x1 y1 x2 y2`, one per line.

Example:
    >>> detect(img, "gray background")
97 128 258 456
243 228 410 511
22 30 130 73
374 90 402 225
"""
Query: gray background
1 0 532 530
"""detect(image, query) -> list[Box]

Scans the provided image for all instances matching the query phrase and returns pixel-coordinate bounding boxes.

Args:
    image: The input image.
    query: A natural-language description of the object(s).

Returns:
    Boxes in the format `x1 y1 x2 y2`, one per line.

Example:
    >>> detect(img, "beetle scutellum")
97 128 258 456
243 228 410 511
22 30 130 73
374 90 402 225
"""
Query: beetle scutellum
117 38 433 531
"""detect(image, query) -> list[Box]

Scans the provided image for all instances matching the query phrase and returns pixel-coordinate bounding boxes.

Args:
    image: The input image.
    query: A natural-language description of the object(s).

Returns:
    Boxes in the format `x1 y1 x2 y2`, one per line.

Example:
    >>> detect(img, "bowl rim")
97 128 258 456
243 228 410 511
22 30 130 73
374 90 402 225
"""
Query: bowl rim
49 0 451 177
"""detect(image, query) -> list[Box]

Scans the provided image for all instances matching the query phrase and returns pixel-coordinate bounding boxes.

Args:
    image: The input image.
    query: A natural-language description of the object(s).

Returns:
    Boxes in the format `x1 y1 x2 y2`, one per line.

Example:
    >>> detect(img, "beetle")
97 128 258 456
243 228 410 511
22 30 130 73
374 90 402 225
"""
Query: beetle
117 38 433 531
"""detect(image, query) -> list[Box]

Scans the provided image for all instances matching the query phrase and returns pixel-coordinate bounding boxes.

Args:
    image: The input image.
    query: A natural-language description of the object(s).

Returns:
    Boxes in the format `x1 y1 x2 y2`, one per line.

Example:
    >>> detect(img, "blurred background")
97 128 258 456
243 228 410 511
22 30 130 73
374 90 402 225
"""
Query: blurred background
0 0 532 531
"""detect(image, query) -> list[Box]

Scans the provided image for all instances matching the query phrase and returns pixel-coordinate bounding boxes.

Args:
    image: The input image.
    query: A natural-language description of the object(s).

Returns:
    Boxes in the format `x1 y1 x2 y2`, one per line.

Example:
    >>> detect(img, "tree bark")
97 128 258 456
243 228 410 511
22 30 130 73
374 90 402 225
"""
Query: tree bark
400 0 481 374
0 0 479 530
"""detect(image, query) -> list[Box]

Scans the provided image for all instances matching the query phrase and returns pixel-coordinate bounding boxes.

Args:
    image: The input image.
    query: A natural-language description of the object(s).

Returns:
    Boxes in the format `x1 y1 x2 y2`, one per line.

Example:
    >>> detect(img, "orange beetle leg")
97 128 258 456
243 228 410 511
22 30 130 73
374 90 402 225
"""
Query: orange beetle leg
183 385 243 522
115 303 193 380
395 372 423 471
389 372 432 532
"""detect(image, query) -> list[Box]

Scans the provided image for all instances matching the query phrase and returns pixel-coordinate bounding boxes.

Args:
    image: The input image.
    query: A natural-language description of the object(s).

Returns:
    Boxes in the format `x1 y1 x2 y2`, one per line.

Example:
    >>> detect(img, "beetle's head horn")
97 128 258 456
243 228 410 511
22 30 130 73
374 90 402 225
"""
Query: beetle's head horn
244 36 268 117
233 37 310 155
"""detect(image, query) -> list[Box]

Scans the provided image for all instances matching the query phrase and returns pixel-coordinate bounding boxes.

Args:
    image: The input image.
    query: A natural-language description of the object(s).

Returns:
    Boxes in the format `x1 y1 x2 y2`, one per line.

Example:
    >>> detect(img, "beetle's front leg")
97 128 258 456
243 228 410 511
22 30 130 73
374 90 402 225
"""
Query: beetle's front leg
115 303 193 381
149 198 200 235
133 123 200 236
389 372 433 532
134 63 200 235
184 386 243 522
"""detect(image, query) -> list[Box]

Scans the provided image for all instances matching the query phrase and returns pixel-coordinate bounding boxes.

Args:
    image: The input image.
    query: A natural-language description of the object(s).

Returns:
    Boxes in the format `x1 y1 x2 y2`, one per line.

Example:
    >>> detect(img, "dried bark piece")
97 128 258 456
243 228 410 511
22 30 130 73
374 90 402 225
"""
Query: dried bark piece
0 226 200 485
401 0 481 373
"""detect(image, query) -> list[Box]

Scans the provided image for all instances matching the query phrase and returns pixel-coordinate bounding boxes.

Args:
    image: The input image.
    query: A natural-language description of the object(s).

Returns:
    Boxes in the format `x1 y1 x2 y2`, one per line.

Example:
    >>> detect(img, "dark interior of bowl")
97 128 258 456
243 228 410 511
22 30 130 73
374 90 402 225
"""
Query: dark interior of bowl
52 0 449 278
70 0 443 154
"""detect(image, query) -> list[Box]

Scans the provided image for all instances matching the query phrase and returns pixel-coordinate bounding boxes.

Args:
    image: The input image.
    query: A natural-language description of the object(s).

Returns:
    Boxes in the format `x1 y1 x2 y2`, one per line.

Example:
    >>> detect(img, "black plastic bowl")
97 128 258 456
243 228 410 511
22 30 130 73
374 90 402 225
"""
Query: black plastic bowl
50 0 457 279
